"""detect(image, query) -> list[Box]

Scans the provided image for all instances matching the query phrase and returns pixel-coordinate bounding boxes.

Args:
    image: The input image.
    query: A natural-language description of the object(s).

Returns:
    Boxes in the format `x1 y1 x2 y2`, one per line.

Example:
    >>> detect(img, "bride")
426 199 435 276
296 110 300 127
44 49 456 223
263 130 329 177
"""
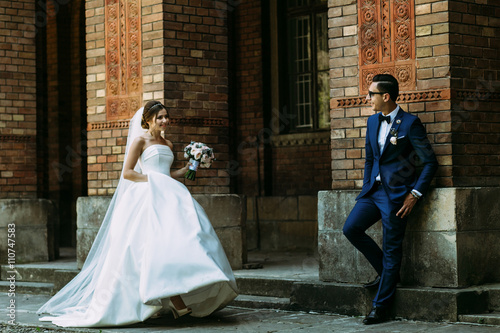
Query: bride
37 101 238 327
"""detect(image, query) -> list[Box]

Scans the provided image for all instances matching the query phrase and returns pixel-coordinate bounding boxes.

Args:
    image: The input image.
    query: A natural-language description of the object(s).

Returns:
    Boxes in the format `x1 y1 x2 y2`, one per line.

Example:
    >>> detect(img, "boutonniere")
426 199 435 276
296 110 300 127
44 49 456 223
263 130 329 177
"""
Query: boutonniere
390 128 398 145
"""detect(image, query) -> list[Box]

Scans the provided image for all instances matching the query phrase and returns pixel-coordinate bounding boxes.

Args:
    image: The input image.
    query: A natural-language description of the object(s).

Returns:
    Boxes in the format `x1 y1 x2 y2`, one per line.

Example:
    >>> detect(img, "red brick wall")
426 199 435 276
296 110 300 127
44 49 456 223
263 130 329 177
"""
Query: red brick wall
449 0 500 186
161 0 231 194
0 0 37 198
272 143 331 196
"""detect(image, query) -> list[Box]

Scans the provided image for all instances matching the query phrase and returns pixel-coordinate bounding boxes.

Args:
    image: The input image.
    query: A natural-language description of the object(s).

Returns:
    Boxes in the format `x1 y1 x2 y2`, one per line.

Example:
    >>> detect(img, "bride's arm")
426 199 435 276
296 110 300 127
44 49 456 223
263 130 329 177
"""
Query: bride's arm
170 162 190 179
123 137 148 182
163 139 190 179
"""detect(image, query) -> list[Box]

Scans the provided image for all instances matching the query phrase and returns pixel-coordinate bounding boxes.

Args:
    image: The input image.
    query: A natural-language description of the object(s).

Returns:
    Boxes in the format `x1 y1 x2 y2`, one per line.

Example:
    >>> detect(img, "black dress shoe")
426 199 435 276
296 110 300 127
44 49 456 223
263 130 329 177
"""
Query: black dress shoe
363 306 389 325
363 275 381 289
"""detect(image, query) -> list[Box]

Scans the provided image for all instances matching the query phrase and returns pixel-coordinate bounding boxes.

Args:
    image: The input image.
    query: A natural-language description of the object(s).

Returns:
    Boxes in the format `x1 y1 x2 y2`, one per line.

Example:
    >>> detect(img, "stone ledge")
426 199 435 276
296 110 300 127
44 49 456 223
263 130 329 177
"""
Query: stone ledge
318 187 500 288
0 199 58 264
76 194 246 270
291 282 491 322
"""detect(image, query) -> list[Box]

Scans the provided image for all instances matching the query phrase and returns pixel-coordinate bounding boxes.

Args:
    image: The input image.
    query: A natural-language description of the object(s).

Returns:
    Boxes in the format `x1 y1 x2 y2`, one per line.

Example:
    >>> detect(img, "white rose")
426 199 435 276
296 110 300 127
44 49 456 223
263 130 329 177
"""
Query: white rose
191 148 202 160
390 137 397 145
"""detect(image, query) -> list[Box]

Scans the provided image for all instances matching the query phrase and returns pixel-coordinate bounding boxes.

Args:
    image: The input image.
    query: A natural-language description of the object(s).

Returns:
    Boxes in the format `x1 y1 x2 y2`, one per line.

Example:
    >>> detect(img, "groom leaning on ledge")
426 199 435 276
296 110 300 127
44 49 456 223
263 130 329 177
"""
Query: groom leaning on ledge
342 74 438 325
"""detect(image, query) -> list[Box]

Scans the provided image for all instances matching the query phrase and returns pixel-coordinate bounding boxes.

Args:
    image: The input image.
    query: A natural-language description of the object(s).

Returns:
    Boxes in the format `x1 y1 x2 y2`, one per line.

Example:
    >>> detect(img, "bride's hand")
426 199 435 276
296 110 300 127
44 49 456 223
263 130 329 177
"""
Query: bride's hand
181 162 192 173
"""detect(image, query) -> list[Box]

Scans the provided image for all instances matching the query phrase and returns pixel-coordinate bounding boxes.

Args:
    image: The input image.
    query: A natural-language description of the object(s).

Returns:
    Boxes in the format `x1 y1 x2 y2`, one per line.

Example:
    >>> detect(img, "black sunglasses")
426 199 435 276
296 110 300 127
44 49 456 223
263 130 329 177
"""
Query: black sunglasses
367 90 387 98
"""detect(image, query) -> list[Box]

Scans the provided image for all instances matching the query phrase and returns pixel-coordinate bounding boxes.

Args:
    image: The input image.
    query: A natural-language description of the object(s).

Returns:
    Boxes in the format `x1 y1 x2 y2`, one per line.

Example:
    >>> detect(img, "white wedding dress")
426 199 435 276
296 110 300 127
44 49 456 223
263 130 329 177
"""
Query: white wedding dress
38 144 238 327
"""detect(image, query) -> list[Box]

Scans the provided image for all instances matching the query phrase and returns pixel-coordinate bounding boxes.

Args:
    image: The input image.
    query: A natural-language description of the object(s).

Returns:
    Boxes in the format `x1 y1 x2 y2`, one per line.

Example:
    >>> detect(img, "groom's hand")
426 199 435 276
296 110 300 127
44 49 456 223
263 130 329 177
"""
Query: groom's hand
396 193 418 219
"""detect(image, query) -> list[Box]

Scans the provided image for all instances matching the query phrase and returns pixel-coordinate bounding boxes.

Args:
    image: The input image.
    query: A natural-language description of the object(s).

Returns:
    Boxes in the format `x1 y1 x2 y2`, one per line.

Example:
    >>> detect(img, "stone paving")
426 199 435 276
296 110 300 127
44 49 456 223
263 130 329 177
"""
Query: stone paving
1 293 499 333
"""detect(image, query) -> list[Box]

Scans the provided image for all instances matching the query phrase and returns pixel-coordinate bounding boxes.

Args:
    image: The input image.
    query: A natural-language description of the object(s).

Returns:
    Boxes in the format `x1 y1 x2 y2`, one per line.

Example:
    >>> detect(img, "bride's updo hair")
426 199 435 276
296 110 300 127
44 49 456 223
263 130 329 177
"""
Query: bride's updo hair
141 100 168 129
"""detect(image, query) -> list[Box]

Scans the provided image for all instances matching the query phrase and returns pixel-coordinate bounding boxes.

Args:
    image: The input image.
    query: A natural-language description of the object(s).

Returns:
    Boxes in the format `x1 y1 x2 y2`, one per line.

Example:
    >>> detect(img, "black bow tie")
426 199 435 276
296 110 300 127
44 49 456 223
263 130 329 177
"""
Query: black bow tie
379 114 391 124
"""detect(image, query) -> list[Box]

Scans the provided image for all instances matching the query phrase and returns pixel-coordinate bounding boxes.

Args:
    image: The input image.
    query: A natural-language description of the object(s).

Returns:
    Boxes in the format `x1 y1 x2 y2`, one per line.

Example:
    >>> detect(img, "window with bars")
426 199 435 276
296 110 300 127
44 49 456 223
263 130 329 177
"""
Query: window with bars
282 0 329 132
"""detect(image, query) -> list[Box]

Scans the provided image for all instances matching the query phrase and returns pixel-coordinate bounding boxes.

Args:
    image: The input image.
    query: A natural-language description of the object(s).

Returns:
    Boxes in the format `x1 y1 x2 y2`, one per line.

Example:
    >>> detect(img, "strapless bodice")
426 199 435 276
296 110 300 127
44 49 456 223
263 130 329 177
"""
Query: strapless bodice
139 145 173 176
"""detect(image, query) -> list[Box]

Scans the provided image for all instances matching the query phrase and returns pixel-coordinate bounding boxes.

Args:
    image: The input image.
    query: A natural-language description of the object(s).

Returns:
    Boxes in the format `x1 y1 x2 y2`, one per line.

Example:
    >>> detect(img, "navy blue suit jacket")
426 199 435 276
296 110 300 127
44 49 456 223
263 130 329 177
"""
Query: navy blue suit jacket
356 108 438 204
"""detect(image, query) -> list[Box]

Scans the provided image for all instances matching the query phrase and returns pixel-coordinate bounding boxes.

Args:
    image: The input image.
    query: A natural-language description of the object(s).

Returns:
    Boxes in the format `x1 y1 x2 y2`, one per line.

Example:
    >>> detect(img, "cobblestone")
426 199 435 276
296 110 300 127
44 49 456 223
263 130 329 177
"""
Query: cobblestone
1 294 499 333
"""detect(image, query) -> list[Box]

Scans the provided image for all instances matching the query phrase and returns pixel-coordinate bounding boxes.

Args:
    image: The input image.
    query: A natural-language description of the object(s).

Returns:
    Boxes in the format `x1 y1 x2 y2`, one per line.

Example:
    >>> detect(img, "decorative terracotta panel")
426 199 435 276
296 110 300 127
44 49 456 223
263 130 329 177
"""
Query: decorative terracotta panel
87 118 230 131
358 0 415 93
105 0 142 120
331 89 451 109
0 135 35 142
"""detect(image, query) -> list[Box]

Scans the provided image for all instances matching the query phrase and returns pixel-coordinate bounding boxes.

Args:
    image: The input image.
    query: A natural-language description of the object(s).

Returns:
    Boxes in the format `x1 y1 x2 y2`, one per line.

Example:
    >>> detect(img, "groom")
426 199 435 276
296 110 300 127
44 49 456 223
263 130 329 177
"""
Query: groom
343 74 438 325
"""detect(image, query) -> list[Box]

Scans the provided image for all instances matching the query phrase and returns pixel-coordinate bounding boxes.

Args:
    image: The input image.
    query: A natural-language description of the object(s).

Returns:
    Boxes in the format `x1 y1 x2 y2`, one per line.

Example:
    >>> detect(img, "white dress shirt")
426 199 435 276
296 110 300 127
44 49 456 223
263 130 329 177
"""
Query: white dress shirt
376 106 399 182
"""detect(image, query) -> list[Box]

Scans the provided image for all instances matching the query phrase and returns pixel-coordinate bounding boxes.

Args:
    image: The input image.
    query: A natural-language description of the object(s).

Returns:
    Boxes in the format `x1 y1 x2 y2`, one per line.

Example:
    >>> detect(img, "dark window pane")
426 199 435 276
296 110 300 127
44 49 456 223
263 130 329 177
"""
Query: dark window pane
288 0 311 10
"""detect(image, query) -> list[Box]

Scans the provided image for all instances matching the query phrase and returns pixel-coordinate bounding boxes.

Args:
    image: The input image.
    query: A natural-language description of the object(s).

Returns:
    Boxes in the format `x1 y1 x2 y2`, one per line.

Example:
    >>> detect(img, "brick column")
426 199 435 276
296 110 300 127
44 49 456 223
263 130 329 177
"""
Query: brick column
320 0 500 295
448 0 500 186
0 0 37 198
86 1 231 195
234 0 265 196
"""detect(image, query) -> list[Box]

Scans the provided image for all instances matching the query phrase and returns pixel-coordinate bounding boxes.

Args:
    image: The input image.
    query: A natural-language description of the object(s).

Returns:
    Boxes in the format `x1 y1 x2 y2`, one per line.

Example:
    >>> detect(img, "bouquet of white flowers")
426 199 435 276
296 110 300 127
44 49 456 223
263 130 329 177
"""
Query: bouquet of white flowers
183 141 215 180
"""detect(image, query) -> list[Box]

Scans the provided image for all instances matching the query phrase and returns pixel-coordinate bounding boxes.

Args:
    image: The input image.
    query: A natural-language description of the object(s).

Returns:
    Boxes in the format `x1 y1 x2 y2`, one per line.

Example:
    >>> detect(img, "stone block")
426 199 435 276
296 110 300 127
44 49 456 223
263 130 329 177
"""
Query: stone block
53 269 79 294
394 288 459 322
457 231 500 286
318 187 500 288
213 227 246 270
319 230 380 283
318 190 381 283
236 277 295 298
246 196 318 252
0 199 58 264
245 219 259 251
76 196 112 229
456 187 500 231
246 196 255 221
406 188 457 231
318 190 356 232
259 220 317 252
402 231 458 287
76 194 246 270
192 194 245 228
257 196 298 221
298 196 317 221
291 281 370 316
76 228 100 269
488 286 500 311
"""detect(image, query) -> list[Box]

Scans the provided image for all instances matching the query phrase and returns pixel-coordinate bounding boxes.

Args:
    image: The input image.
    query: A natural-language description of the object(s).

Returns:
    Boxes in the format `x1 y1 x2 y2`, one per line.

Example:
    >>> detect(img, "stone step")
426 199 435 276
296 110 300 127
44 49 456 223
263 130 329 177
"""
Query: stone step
53 269 79 292
231 295 293 311
0 281 53 295
459 312 500 326
234 276 296 298
488 286 500 311
1 260 77 283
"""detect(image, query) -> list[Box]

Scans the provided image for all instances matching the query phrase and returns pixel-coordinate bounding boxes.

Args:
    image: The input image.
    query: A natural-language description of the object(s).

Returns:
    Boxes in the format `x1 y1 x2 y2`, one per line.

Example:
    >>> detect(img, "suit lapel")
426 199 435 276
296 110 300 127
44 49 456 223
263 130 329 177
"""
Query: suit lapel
370 116 380 157
380 108 405 157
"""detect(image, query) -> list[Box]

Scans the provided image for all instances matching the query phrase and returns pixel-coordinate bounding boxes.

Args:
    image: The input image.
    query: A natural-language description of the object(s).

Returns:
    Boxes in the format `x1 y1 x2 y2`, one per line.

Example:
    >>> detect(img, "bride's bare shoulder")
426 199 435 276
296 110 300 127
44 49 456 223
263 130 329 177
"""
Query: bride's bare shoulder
164 139 174 150
133 135 147 145
130 136 147 150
